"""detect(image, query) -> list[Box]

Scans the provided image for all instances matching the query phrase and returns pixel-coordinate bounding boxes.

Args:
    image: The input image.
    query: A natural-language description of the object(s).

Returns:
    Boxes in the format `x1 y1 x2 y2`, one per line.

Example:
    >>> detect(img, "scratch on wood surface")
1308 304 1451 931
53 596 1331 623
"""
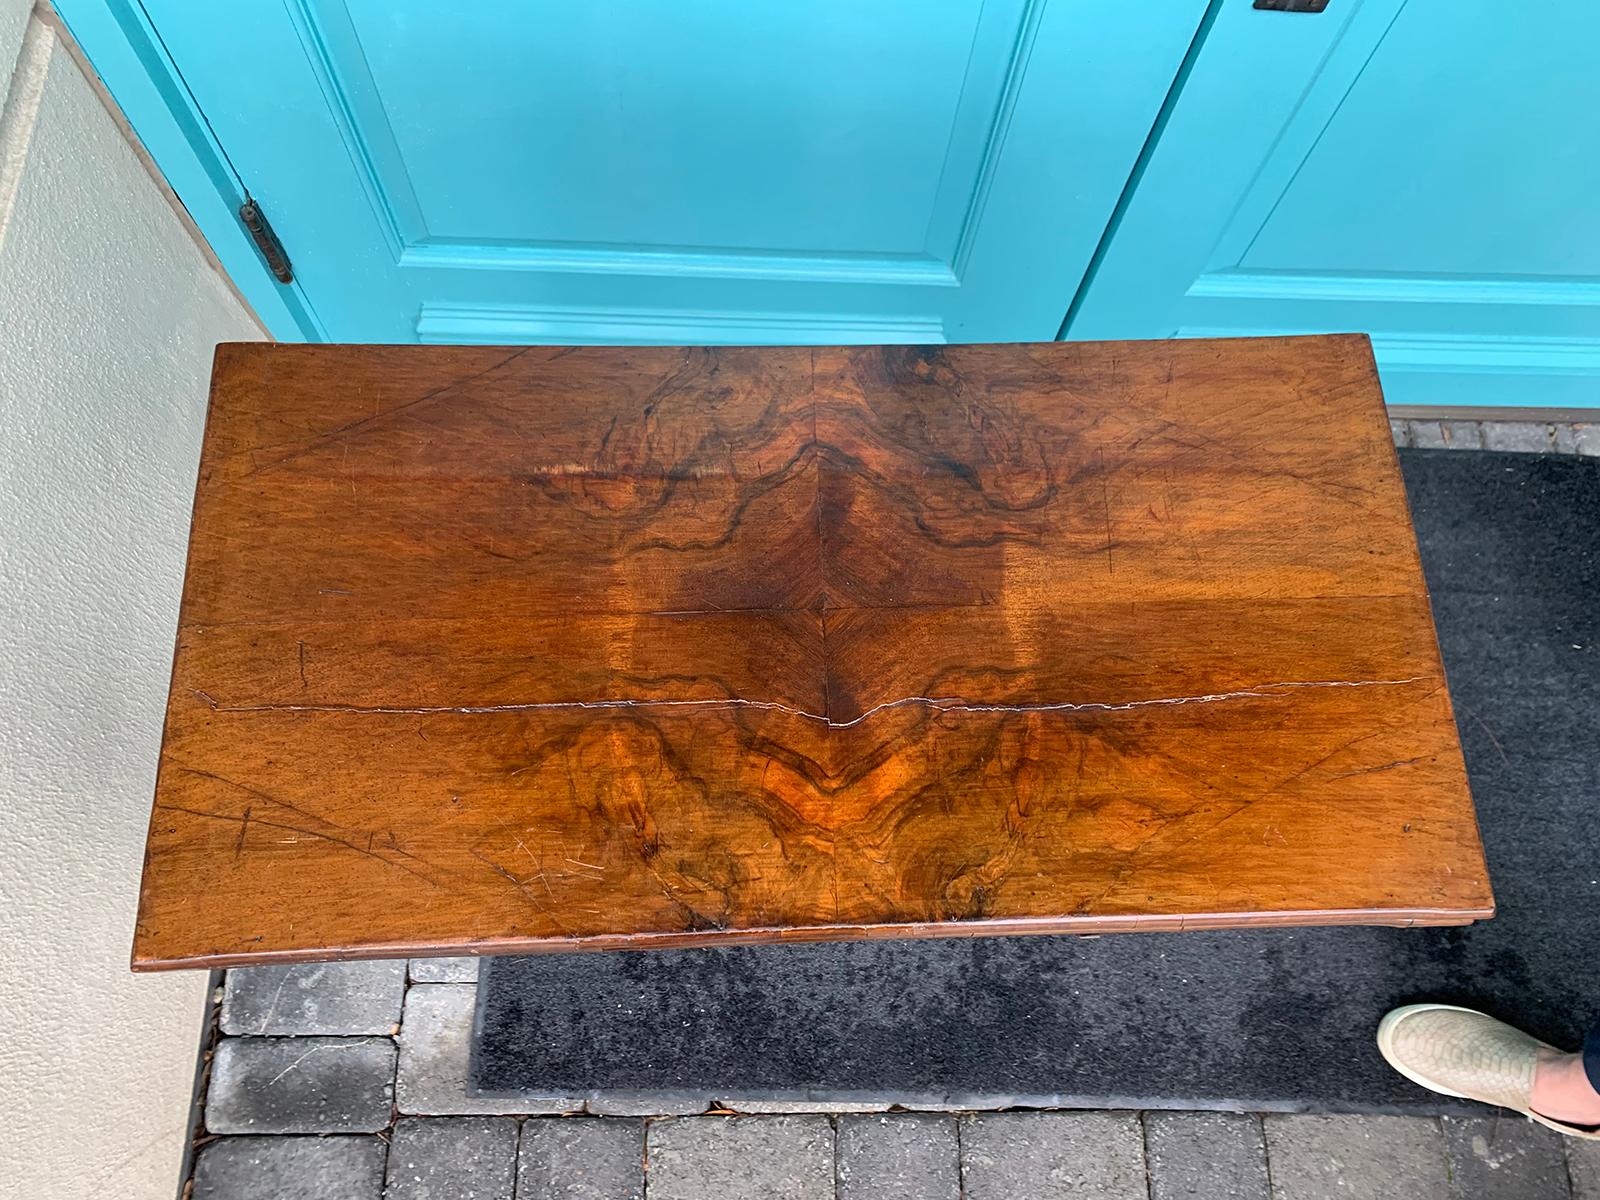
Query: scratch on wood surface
242 347 535 477
1328 755 1427 779
159 791 443 888
1099 445 1114 575
471 849 574 934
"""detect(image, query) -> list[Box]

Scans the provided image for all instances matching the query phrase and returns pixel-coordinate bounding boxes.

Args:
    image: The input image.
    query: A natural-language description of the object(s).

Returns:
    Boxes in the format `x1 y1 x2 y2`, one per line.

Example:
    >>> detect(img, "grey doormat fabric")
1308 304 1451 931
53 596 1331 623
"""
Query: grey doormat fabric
471 449 1600 1114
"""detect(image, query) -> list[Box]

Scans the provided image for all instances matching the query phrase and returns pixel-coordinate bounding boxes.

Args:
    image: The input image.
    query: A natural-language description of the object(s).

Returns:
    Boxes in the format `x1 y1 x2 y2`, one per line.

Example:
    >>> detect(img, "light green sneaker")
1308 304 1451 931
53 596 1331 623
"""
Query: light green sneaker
1378 1004 1600 1140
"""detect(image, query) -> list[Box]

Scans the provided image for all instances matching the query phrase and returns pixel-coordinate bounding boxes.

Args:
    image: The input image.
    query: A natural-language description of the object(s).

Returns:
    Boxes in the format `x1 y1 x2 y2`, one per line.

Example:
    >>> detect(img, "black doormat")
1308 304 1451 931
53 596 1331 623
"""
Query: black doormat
471 450 1600 1114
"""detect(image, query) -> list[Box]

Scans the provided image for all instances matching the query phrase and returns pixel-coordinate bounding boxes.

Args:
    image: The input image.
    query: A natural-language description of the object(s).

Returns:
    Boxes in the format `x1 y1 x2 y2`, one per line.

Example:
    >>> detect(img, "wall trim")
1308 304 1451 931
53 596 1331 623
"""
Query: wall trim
416 303 945 346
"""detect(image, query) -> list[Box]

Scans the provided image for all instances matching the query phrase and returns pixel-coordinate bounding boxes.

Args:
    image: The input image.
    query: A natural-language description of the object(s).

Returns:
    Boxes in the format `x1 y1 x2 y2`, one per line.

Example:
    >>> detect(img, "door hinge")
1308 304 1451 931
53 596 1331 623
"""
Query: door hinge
239 194 293 284
1254 0 1329 9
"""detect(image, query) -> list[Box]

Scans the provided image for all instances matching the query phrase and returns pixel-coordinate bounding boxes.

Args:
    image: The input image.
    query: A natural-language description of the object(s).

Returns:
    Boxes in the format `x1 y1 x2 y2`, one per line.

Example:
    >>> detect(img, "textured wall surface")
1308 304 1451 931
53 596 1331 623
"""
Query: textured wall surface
0 8 263 1197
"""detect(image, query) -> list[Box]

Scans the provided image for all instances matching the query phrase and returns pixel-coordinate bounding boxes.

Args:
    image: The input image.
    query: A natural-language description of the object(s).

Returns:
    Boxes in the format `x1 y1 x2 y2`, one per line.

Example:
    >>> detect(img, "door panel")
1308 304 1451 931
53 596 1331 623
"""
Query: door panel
1069 0 1600 408
140 0 1208 343
1239 6 1600 279
347 1 989 257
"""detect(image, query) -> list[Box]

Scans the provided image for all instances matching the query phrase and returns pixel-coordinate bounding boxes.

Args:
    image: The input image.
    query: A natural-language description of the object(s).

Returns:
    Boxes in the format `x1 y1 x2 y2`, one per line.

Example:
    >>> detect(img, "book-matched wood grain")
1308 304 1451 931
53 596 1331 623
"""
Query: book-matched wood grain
134 335 1492 969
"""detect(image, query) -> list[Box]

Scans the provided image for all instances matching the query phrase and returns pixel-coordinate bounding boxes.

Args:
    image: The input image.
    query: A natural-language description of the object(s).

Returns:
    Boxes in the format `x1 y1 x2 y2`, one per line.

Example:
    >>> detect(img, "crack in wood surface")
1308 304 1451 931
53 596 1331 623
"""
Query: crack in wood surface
202 677 1425 729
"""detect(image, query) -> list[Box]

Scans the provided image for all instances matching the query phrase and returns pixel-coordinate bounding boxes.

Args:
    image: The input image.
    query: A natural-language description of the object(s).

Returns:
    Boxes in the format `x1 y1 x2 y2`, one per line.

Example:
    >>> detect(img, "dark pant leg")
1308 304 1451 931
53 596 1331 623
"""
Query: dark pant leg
1586 1018 1600 1093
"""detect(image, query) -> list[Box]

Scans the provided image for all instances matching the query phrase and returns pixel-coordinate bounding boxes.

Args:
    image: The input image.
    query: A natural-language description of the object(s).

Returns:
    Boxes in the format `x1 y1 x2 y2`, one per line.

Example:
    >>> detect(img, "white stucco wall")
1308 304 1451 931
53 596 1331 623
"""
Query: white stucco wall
0 8 264 1198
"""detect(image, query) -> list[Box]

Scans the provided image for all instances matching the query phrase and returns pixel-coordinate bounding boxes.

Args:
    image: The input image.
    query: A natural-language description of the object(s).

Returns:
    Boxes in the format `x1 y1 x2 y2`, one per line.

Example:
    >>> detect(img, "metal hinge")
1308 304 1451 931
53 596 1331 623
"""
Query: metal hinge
1254 0 1329 10
239 194 293 284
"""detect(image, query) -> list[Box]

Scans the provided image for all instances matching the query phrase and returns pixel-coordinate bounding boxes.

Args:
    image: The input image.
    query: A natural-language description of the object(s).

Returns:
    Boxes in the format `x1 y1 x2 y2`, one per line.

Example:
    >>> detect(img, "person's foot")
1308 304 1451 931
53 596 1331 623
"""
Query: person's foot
1377 1004 1600 1139
1533 1044 1600 1126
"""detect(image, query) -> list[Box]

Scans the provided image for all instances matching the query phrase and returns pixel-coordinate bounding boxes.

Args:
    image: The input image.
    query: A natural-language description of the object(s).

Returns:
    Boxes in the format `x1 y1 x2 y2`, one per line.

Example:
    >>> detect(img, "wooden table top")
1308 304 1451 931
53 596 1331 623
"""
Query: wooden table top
134 335 1492 970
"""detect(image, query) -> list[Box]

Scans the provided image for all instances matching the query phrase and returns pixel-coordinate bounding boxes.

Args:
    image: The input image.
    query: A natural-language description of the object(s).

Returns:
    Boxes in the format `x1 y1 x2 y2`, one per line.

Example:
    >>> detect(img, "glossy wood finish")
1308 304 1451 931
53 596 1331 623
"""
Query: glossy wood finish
134 335 1493 970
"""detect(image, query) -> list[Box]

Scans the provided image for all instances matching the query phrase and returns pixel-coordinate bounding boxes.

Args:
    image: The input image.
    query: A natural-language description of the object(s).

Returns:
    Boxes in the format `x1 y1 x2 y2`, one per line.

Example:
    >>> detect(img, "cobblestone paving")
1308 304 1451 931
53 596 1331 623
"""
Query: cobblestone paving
190 419 1600 1200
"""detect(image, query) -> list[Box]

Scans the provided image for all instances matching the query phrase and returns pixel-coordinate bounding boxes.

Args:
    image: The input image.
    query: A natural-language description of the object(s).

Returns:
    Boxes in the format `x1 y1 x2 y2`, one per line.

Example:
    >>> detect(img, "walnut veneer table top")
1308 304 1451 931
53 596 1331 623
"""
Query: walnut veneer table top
133 335 1491 969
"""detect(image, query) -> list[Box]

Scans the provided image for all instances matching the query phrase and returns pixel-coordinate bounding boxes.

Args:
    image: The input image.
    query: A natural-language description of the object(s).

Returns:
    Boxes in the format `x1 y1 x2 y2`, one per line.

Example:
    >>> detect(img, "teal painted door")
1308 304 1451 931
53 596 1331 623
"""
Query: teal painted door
136 0 1207 344
1068 0 1600 408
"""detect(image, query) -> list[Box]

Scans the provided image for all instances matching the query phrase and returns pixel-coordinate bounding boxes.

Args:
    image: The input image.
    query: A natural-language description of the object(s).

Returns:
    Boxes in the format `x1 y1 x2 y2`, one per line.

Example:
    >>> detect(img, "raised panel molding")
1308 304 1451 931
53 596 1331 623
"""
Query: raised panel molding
1374 335 1600 377
416 303 945 346
1187 272 1600 308
1177 271 1600 404
399 242 958 286
1181 328 1600 374
285 0 1043 286
282 0 417 260
943 0 1049 280
1180 326 1600 408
